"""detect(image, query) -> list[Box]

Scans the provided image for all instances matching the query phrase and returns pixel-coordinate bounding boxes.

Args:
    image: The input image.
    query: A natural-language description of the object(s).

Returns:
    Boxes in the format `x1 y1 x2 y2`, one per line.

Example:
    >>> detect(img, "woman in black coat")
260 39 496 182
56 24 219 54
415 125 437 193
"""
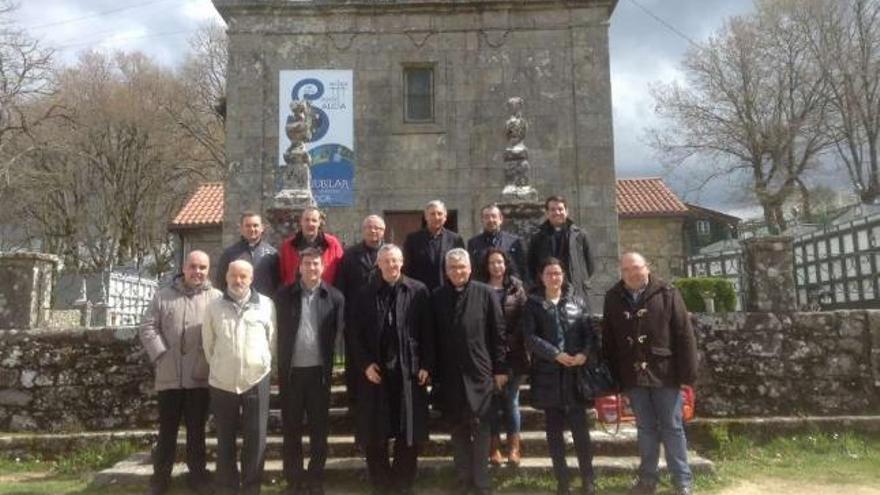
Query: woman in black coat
477 247 528 467
521 257 598 495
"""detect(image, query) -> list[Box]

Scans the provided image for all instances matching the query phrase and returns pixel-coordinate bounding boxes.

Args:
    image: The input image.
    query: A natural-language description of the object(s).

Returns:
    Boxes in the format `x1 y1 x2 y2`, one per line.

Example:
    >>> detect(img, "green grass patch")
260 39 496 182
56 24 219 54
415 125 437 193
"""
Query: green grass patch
702 426 880 488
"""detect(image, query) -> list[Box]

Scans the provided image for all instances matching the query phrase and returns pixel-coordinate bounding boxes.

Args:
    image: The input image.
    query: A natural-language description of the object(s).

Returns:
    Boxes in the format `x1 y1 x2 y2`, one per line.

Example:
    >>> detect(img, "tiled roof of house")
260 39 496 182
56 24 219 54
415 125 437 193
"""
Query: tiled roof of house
169 182 224 229
616 177 689 218
169 177 697 228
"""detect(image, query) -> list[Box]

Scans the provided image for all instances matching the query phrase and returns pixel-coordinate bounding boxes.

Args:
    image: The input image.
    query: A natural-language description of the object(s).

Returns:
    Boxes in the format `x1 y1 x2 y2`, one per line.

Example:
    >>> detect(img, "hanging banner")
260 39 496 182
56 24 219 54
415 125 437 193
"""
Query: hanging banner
278 70 354 206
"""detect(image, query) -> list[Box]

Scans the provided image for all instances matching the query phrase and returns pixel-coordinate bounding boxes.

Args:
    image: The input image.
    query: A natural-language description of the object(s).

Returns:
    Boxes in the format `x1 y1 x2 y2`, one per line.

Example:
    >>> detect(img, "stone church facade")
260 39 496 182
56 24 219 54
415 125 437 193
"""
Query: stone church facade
212 0 620 294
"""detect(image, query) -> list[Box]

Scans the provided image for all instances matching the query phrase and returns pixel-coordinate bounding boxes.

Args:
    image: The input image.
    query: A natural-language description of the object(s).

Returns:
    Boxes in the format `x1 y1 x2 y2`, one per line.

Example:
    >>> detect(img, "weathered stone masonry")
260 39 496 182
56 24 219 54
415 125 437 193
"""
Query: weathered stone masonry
1 310 878 432
694 311 880 417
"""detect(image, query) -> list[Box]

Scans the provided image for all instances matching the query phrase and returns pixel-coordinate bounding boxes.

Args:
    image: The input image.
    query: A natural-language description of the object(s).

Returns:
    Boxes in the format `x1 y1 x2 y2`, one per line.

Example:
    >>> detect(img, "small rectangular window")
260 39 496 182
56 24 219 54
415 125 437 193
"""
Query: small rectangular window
404 66 434 123
696 220 711 235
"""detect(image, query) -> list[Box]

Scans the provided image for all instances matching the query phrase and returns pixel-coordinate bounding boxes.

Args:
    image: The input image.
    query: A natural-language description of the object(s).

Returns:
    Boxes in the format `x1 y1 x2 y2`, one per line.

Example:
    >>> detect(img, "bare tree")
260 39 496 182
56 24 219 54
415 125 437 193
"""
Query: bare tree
650 0 836 233
0 0 56 184
18 51 216 272
798 0 880 204
166 21 227 175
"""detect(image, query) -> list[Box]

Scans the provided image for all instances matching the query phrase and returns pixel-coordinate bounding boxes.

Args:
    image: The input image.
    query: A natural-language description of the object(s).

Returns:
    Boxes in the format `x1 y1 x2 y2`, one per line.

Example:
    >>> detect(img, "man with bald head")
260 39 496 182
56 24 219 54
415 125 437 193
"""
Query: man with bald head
140 250 222 495
602 253 697 495
203 260 276 495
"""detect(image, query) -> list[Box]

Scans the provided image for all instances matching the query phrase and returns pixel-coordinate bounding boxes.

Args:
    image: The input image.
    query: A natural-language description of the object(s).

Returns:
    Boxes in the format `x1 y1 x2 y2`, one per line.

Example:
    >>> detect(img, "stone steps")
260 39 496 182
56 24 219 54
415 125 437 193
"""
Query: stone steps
95 451 715 487
249 405 561 435
177 428 642 461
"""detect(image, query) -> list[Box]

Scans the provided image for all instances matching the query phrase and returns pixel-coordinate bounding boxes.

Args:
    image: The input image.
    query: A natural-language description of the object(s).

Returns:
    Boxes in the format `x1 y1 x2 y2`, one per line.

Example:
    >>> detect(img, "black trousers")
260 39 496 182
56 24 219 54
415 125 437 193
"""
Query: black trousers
544 406 594 486
281 366 331 486
365 438 419 490
211 376 270 495
151 388 210 488
449 410 492 491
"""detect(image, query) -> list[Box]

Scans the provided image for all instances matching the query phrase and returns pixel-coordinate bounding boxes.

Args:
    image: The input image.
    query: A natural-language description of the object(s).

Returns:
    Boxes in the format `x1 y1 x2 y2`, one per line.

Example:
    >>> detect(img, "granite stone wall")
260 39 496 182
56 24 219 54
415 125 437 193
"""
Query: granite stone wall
0 327 155 432
694 310 880 417
1 310 878 432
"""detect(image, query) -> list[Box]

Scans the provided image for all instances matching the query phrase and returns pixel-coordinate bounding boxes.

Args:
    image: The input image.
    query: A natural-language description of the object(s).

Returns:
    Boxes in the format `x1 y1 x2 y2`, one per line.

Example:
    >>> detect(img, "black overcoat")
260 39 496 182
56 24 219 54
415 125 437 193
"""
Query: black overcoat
402 228 464 291
349 276 434 446
431 281 509 421
336 241 381 401
521 294 598 409
274 281 345 389
527 220 595 304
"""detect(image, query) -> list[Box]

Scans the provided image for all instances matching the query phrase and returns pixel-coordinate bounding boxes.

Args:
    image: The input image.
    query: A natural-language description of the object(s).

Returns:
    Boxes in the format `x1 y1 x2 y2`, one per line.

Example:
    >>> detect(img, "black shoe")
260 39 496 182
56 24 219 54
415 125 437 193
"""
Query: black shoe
144 484 168 495
581 479 598 495
187 473 214 495
672 486 693 495
628 479 657 495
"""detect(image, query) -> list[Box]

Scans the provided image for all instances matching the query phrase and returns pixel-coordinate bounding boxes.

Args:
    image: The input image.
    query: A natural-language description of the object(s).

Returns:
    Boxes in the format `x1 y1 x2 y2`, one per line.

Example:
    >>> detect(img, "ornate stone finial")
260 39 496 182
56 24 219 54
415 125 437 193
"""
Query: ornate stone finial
275 98 319 208
502 96 538 202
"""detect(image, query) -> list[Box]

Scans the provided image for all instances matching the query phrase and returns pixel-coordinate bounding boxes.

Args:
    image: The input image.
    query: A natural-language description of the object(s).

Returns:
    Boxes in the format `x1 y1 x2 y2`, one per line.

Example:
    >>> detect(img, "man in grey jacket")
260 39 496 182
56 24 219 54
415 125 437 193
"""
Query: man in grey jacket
139 250 222 495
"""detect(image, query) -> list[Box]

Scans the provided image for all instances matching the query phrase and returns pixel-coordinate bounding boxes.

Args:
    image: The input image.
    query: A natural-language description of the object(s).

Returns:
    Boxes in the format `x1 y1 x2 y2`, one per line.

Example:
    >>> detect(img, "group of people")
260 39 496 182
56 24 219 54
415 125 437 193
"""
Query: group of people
139 195 698 495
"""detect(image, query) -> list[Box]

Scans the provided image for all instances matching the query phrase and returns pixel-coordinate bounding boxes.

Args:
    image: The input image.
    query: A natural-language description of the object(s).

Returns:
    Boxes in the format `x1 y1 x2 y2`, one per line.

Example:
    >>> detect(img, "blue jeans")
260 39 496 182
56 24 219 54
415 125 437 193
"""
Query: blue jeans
626 386 693 488
490 374 525 436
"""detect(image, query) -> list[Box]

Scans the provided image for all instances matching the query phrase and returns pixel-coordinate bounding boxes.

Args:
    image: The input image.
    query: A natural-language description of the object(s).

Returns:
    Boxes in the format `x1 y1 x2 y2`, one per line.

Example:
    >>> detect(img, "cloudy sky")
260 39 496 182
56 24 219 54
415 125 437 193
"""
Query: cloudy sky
13 0 764 215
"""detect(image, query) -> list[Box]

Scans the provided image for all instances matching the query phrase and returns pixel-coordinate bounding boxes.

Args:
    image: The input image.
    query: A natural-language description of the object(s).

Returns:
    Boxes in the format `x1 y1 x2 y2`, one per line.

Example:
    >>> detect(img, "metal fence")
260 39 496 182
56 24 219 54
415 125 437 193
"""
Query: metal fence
686 250 746 311
685 206 880 311
105 272 158 326
792 211 880 310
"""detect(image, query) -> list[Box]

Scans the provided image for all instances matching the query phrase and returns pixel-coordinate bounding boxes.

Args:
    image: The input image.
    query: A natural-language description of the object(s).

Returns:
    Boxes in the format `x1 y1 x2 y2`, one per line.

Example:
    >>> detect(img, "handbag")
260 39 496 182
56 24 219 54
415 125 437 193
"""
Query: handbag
575 359 618 401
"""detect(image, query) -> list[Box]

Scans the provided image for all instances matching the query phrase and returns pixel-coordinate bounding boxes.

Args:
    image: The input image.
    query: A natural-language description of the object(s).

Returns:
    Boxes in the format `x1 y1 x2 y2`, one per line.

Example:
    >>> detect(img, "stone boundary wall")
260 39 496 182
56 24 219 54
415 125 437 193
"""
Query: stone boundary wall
0 327 155 432
0 311 879 432
694 310 880 417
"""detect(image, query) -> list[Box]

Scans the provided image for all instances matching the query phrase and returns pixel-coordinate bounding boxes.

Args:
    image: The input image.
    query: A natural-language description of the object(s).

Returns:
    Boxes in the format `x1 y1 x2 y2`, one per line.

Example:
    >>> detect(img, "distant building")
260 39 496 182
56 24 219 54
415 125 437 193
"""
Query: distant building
616 178 740 280
167 182 224 281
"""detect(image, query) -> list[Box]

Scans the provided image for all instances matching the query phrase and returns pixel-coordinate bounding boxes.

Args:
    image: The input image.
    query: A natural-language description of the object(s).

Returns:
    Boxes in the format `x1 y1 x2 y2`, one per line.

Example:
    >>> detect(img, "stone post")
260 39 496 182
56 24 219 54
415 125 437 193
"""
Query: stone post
741 236 797 312
0 252 61 329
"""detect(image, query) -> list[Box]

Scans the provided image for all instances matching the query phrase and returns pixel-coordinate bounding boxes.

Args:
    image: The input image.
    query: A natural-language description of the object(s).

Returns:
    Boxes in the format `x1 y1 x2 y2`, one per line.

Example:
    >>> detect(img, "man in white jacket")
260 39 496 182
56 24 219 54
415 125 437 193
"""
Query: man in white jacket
203 259 276 495
139 250 221 495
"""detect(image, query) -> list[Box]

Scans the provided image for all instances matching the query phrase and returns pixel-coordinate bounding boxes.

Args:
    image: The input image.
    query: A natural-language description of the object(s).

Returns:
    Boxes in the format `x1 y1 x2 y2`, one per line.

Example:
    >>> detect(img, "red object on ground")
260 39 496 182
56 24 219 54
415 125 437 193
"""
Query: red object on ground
595 386 696 425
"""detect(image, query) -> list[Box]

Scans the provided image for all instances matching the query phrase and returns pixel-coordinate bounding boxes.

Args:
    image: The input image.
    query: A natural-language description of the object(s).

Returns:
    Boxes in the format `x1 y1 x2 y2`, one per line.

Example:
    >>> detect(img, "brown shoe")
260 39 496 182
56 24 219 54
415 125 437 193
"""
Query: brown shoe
489 434 504 466
507 433 522 467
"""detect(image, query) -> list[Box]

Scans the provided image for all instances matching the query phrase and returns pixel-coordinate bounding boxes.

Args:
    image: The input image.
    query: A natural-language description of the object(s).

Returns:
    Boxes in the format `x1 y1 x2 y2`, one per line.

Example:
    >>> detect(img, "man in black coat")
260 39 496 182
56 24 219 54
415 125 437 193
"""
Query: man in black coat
215 211 279 297
349 244 433 495
274 248 345 495
467 204 528 284
403 199 464 291
432 248 509 495
337 214 386 410
528 195 595 305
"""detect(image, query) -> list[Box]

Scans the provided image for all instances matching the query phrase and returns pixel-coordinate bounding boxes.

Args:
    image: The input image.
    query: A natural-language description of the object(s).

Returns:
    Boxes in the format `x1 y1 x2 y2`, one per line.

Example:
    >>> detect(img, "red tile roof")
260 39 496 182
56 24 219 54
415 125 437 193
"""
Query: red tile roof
616 177 689 218
169 178 692 228
169 182 224 229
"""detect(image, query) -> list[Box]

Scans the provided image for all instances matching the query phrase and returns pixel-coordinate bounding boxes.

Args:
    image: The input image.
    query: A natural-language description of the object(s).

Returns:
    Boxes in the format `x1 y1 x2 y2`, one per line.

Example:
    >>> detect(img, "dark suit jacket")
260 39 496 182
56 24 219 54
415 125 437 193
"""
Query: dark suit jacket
336 241 380 319
215 238 279 297
402 228 464 291
274 281 345 387
467 230 528 284
431 281 508 420
527 220 595 304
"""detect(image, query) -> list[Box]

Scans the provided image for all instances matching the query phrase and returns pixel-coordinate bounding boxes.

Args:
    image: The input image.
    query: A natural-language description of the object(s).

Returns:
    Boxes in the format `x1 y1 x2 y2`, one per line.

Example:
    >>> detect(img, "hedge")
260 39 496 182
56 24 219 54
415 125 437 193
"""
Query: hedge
674 277 737 313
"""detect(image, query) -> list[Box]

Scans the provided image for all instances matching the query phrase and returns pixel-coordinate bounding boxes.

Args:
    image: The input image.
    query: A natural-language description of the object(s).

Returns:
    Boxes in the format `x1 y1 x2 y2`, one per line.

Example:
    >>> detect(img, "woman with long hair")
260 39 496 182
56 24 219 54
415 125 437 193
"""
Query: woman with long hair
521 257 598 495
477 247 528 467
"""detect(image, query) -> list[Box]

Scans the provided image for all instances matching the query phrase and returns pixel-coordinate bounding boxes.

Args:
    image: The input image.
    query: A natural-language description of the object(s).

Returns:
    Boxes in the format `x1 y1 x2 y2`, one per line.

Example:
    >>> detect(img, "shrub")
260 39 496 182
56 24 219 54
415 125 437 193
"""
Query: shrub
674 277 737 313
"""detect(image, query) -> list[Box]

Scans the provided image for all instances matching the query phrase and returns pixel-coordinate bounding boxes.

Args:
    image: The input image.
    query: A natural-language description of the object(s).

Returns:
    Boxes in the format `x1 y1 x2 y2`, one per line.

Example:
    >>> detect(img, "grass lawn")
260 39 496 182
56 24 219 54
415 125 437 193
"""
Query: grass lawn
0 431 878 494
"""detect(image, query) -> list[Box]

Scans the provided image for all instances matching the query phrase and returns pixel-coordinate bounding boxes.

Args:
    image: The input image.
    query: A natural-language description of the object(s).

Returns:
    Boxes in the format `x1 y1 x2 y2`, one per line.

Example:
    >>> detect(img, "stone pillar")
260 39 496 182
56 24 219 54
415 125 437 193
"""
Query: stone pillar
0 252 61 329
741 236 796 313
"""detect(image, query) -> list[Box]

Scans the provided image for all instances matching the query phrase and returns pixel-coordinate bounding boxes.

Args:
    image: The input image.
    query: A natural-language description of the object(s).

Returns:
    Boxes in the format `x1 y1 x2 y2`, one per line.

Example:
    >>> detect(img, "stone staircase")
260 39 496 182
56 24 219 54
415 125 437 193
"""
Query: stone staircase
95 369 714 488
